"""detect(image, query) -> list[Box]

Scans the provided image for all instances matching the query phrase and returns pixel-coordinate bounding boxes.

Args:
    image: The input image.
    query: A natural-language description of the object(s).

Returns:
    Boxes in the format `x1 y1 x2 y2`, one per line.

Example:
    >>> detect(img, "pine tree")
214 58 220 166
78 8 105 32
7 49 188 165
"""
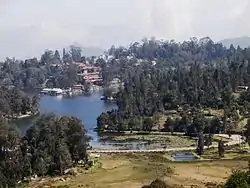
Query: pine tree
218 139 225 157
196 134 204 156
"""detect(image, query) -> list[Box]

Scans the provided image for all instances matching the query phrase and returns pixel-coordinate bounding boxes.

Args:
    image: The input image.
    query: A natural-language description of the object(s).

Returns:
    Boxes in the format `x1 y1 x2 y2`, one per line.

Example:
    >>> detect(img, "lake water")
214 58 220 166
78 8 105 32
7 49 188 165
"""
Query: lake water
16 93 117 148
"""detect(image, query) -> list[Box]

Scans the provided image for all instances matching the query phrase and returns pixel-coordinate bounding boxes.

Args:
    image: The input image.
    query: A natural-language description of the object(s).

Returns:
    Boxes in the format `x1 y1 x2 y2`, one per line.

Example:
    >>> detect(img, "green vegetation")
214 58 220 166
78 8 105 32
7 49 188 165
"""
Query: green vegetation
48 153 250 188
99 134 195 149
0 46 86 90
97 38 250 137
218 139 225 157
142 179 170 188
0 87 39 119
0 114 90 187
222 161 250 188
224 169 250 188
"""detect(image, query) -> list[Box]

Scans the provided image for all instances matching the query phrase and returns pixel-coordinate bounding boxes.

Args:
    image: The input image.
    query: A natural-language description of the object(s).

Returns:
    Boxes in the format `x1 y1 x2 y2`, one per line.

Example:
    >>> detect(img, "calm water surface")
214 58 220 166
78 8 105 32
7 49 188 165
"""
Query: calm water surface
16 93 117 148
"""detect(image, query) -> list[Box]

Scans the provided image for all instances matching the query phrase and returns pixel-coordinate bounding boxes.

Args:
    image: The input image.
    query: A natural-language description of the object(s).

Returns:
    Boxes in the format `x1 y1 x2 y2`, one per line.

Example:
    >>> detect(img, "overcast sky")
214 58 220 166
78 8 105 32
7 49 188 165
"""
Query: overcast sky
0 0 249 59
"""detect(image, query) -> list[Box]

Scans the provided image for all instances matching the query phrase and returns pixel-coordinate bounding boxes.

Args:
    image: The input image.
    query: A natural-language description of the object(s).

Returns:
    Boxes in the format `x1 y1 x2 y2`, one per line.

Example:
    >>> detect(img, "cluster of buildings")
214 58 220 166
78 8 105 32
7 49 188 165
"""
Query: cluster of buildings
76 64 102 84
44 53 141 97
49 62 103 85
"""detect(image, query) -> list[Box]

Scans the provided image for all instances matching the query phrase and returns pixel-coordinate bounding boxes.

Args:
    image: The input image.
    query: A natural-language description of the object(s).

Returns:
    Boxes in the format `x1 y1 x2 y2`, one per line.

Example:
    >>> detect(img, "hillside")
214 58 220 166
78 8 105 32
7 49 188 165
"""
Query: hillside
220 36 250 48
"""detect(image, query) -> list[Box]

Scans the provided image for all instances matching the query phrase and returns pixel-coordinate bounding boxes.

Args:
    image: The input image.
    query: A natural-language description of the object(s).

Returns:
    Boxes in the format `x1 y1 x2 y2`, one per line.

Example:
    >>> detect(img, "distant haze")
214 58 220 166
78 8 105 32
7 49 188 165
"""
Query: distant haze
0 0 250 59
220 36 250 48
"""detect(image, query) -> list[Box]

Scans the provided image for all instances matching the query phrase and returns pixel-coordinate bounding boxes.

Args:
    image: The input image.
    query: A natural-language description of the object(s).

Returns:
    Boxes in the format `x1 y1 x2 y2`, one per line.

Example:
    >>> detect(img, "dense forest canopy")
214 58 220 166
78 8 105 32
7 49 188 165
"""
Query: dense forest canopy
100 37 250 84
97 37 250 136
0 114 90 187
0 45 85 90
0 87 39 118
2 37 250 90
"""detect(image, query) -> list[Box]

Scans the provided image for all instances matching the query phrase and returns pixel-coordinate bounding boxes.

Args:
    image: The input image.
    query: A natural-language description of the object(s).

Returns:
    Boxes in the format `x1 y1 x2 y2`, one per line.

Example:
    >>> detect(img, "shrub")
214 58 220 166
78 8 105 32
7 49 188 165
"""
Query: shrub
225 170 249 188
142 179 171 188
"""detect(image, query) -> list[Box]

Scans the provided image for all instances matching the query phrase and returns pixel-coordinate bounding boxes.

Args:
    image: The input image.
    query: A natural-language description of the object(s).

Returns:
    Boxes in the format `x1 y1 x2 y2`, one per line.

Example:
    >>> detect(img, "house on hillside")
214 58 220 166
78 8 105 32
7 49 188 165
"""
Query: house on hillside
237 86 248 92
77 65 102 84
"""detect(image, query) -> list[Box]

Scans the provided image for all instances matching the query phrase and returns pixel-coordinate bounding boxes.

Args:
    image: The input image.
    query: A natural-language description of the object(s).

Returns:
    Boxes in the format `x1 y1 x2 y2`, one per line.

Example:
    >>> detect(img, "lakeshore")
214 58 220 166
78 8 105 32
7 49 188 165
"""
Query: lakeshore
16 93 117 147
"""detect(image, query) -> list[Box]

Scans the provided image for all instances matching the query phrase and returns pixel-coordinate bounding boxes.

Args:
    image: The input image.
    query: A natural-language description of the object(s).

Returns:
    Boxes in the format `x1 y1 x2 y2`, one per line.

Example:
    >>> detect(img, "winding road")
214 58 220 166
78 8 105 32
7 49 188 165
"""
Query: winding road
88 134 244 154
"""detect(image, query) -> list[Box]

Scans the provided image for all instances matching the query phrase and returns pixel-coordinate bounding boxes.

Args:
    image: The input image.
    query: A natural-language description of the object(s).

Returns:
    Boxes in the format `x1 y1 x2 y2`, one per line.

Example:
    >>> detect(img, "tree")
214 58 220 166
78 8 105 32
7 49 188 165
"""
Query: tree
128 119 136 132
0 87 36 118
192 111 205 135
70 45 82 62
204 134 213 148
142 179 170 188
40 50 54 65
63 49 72 63
164 118 175 135
196 134 204 156
63 117 90 164
97 112 110 130
19 114 90 177
54 50 61 64
31 95 39 114
32 156 47 176
21 140 32 181
0 124 23 187
218 139 225 157
57 64 78 88
225 170 249 188
210 117 221 134
54 141 72 175
143 118 154 132
245 119 250 146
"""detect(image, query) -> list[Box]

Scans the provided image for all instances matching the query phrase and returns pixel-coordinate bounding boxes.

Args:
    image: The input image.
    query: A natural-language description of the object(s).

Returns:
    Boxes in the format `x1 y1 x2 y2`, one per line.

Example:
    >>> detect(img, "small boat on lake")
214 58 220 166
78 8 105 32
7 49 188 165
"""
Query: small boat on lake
100 96 106 100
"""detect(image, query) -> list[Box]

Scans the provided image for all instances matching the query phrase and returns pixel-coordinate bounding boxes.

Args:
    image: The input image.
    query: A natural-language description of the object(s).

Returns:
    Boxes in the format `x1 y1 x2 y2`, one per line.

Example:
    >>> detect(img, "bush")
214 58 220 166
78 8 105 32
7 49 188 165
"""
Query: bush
142 179 171 188
225 170 249 188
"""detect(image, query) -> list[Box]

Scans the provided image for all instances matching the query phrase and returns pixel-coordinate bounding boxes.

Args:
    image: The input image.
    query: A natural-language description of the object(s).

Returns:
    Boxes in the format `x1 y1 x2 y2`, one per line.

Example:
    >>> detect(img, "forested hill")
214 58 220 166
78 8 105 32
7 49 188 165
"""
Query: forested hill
98 37 250 136
1 36 250 91
101 36 250 84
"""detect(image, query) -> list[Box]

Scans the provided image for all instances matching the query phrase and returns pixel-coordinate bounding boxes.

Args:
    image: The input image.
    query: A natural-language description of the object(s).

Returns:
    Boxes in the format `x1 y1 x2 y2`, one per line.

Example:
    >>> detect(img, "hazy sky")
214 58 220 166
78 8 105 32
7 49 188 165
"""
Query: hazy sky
0 0 249 59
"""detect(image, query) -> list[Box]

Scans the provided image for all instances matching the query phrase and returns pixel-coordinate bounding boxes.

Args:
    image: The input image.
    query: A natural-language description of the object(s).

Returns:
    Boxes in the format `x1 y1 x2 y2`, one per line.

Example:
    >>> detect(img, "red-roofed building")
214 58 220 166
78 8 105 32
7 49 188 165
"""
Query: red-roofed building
77 65 102 84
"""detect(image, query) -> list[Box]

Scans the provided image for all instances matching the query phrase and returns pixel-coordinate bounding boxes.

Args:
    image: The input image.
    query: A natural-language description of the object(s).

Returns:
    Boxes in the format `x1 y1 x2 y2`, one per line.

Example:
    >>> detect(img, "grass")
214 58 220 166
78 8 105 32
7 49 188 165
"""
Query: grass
99 134 196 149
28 151 250 188
201 144 250 160
51 153 174 188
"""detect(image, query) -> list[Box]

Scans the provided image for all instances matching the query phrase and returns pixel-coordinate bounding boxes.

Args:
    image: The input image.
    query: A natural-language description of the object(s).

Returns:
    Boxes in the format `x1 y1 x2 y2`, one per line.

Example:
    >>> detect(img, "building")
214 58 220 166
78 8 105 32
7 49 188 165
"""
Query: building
108 78 121 88
237 86 248 92
77 65 102 84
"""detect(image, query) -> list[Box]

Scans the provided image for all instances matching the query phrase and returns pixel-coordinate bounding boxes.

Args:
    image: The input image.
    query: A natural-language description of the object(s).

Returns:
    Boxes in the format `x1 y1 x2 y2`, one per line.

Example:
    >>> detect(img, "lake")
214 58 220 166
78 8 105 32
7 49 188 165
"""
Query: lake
16 93 117 149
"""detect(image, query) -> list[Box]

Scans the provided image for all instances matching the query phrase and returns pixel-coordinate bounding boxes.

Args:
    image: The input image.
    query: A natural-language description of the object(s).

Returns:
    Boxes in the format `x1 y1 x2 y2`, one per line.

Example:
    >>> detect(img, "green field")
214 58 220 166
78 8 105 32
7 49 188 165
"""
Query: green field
29 150 250 188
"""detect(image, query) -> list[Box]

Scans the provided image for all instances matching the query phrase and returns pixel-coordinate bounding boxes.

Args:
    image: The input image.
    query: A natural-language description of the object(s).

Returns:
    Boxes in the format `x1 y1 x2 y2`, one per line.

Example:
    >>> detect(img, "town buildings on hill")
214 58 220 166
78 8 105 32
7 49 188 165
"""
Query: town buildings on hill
76 64 102 84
